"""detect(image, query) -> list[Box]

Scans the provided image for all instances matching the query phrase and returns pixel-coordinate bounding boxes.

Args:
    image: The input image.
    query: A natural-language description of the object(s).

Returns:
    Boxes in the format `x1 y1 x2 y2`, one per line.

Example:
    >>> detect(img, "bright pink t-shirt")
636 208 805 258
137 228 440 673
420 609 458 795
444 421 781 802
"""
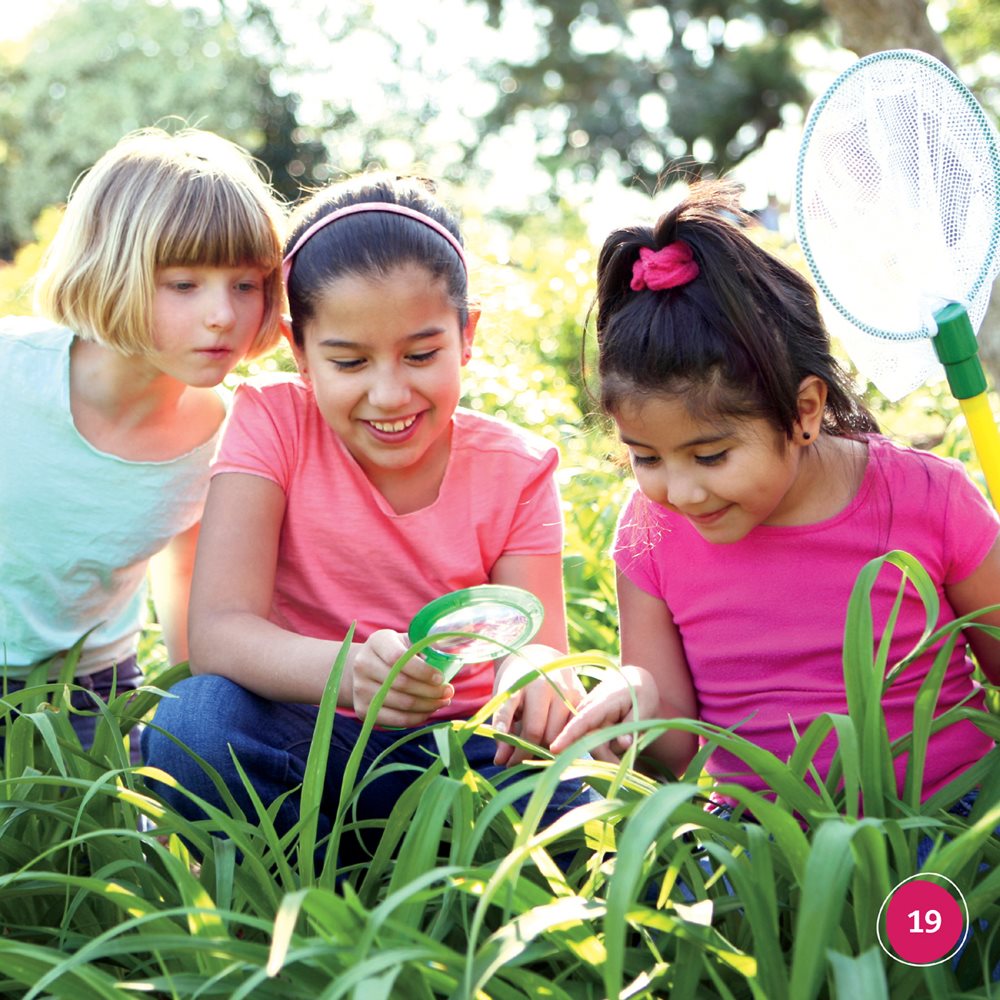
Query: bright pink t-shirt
214 375 563 721
614 434 998 801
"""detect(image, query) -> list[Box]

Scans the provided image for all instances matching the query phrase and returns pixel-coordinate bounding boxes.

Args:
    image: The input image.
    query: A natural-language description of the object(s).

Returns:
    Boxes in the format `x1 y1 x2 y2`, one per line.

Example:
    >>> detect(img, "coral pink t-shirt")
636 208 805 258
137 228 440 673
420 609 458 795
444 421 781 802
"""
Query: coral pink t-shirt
614 434 998 801
214 376 563 721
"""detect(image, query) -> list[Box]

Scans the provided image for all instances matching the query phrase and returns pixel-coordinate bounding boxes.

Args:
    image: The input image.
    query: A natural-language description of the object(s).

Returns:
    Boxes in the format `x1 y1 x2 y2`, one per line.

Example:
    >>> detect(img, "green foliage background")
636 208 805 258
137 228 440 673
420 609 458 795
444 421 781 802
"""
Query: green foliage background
2 1 999 985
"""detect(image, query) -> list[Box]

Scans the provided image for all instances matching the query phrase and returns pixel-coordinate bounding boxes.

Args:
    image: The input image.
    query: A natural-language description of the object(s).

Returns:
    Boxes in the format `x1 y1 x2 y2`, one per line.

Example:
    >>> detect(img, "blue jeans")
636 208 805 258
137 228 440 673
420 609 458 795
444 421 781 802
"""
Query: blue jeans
1 657 143 765
141 674 593 865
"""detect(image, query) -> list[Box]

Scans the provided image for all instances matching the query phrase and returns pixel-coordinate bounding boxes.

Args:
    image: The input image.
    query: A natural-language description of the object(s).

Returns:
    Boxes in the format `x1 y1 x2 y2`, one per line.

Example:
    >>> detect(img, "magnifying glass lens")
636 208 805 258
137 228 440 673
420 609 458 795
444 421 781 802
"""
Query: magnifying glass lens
427 602 530 659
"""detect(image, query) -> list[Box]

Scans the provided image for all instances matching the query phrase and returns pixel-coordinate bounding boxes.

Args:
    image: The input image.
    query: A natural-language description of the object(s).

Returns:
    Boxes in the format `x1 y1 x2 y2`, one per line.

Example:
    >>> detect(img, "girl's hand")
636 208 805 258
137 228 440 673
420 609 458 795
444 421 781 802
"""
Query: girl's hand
491 645 586 766
548 665 659 764
352 629 453 727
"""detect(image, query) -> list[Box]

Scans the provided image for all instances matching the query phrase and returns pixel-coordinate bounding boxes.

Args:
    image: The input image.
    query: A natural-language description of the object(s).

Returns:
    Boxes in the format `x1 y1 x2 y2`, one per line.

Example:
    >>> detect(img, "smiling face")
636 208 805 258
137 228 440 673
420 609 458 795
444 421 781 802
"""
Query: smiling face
291 263 474 497
614 392 813 542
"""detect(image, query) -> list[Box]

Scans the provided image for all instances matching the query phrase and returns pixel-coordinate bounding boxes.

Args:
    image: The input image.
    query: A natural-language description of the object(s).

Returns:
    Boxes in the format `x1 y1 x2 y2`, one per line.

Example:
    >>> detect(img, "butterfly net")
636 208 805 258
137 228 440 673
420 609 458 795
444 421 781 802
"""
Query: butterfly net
795 49 1000 400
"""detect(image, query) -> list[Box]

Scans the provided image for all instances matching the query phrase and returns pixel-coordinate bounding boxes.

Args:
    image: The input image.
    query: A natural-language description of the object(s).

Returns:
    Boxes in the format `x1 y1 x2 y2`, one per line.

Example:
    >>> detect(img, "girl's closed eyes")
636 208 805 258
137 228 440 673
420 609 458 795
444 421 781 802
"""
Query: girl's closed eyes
328 348 443 371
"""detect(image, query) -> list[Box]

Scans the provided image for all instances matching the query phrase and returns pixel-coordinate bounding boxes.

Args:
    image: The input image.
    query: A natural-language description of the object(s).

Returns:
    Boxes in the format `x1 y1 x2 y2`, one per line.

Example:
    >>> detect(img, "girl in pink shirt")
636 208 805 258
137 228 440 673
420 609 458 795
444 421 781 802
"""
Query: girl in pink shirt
551 180 1000 812
143 174 587 864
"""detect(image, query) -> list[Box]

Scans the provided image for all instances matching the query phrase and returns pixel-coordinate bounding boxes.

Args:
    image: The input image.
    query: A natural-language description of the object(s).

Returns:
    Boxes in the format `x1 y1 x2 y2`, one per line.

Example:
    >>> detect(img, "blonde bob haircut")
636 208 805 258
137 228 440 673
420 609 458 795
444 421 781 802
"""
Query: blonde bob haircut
33 127 285 358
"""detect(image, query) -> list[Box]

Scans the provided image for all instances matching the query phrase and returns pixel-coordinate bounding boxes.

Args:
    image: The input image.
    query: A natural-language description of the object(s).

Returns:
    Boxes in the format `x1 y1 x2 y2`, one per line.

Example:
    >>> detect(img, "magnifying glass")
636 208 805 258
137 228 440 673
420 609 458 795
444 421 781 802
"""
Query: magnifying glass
408 584 544 681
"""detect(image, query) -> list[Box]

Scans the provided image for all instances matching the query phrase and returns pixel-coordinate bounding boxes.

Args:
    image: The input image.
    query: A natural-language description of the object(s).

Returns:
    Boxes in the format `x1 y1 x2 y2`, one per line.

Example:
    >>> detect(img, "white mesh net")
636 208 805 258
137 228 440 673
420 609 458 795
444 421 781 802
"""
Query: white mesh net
795 49 1000 400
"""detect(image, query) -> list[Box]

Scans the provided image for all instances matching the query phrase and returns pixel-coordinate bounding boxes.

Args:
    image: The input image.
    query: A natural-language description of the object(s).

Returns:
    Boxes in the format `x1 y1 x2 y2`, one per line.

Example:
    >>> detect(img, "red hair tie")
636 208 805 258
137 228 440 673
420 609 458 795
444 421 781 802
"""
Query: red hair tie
630 241 699 291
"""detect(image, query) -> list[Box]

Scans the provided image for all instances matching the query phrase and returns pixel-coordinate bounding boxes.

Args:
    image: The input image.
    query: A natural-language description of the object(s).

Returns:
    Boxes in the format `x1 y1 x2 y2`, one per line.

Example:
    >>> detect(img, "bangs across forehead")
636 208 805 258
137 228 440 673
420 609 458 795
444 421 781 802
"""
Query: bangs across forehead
155 175 280 269
603 364 767 426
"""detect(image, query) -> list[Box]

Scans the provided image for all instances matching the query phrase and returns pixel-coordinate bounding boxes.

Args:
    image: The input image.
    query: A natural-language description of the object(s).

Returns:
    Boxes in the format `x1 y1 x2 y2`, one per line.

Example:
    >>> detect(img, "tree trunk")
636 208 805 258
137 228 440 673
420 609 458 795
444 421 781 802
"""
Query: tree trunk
819 0 1000 389
819 0 952 65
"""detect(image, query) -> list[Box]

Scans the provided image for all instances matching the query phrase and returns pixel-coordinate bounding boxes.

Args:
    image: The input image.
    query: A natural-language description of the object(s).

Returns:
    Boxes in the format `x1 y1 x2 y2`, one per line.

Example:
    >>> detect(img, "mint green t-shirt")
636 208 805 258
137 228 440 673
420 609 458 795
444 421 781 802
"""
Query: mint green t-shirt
0 318 220 677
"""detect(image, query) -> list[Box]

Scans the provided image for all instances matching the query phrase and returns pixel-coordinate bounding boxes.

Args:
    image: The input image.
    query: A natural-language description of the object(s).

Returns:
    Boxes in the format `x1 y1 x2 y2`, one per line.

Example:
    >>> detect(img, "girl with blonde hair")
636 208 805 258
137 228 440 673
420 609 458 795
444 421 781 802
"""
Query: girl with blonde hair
1 127 285 759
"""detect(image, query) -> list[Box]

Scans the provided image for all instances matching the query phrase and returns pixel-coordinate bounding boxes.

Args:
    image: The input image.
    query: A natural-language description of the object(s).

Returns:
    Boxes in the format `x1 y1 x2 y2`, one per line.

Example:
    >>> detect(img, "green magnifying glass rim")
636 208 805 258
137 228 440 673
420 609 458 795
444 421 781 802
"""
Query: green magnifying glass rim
407 584 544 679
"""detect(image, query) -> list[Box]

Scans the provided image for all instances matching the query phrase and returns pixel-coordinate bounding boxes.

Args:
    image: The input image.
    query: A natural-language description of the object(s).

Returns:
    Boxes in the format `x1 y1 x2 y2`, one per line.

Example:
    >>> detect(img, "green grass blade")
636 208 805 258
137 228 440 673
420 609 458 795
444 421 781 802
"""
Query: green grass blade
788 821 856 1000
828 947 890 1000
298 624 353 885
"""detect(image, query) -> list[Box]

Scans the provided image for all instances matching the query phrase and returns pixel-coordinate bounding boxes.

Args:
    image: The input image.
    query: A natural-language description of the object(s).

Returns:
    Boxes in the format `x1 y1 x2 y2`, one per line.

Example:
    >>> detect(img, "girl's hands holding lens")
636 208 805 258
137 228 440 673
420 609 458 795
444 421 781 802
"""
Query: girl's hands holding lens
352 629 453 727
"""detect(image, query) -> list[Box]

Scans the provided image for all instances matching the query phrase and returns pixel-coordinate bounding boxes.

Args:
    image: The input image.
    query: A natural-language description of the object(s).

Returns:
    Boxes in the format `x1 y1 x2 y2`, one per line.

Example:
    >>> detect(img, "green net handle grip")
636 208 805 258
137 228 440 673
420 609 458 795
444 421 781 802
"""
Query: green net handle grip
932 302 987 400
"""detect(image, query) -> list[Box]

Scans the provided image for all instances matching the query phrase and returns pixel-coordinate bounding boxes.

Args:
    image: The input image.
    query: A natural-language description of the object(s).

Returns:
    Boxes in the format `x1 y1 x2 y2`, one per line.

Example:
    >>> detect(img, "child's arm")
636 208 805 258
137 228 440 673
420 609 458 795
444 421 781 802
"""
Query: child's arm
489 551 587 765
946 536 1000 686
148 520 201 666
549 571 699 776
188 472 452 718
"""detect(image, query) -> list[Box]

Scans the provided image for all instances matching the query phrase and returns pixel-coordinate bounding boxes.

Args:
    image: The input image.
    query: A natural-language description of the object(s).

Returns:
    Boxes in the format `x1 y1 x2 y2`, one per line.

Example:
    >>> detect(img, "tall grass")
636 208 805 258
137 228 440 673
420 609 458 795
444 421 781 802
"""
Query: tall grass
1 552 998 997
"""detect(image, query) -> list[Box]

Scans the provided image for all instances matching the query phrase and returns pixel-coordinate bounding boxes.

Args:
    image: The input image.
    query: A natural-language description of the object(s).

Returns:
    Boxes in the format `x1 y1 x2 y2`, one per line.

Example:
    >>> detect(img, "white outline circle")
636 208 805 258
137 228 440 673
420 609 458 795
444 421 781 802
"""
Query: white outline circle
876 872 970 966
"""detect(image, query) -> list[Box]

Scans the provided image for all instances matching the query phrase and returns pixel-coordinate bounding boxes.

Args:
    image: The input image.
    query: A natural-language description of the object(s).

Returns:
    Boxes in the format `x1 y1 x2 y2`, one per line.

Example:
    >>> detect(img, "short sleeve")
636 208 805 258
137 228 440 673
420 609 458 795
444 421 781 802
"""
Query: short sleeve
212 381 297 492
612 488 668 597
942 463 1000 584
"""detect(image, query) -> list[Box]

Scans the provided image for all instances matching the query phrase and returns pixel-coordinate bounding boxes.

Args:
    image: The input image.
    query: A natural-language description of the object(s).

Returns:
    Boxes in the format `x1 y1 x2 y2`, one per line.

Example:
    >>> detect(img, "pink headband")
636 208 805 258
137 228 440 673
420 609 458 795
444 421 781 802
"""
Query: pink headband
630 241 699 292
282 201 467 284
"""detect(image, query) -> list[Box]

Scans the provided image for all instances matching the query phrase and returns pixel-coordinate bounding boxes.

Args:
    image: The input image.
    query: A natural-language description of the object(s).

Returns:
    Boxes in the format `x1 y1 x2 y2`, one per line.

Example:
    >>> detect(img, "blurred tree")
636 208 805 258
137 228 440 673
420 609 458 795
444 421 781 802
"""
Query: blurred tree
0 206 62 315
819 0 949 63
816 0 999 120
469 1 998 191
0 0 327 259
274 3 505 191
476 0 829 189
944 0 1000 113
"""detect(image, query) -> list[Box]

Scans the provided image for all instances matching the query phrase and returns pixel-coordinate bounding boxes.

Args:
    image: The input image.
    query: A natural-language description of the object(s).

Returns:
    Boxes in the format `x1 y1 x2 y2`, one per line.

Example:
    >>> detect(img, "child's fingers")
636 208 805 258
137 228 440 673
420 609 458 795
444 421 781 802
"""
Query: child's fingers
510 686 552 749
383 687 452 712
549 698 621 754
353 629 453 721
492 736 515 766
373 704 441 728
498 697 549 767
359 630 450 693
612 733 634 753
589 741 625 765
491 692 521 765
388 673 454 701
366 630 439 678
358 685 452 727
400 661 450 689
493 682 572 766
542 676 582 745
491 693 519 737
547 704 593 752
358 678 453 716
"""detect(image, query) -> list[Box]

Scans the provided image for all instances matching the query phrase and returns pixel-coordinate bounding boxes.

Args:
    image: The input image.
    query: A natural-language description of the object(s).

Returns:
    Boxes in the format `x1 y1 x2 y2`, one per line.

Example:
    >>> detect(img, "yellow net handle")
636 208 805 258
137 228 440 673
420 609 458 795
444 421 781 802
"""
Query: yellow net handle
959 392 1000 508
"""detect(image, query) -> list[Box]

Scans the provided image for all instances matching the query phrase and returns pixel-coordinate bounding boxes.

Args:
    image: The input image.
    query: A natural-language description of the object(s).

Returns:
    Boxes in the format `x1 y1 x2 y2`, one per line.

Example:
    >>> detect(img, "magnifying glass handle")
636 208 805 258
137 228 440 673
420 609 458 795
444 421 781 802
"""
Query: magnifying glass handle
442 658 466 683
